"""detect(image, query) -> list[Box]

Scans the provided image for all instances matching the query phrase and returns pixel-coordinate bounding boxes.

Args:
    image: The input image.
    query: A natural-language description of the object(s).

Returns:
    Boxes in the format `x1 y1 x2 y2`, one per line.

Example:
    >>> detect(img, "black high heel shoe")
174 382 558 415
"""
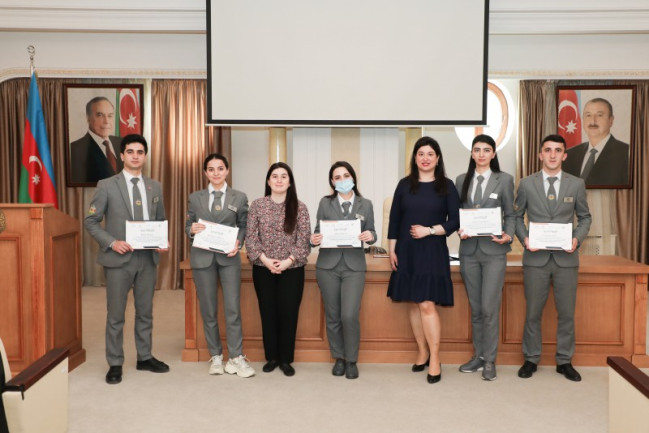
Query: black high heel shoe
427 365 442 384
411 357 430 372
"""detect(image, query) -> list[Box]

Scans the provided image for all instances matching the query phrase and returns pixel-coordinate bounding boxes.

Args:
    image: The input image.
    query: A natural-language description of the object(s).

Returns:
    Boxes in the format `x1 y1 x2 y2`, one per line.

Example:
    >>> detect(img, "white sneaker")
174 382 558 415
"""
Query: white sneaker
224 355 256 378
208 354 224 375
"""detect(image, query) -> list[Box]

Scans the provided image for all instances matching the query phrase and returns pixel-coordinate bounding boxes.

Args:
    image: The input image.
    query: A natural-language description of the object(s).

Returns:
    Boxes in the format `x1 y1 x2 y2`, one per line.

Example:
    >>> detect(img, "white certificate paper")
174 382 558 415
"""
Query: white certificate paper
460 207 502 236
528 222 573 250
192 219 239 254
320 219 362 248
125 220 168 249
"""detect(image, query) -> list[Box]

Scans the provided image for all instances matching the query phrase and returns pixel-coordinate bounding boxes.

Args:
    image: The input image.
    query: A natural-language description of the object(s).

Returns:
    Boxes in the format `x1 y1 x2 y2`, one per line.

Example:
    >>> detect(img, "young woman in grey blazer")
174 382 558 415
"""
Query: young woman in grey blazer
310 161 376 379
456 134 515 381
185 153 255 378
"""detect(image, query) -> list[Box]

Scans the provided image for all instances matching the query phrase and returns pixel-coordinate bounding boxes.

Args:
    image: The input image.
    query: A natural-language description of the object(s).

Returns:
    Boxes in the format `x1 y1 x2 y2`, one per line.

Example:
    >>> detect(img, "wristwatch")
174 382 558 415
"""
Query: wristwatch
429 226 435 236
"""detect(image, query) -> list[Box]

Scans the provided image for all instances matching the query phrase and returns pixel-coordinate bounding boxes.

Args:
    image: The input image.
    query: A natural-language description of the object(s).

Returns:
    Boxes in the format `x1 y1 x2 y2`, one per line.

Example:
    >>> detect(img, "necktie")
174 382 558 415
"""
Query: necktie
580 148 598 180
103 140 117 172
212 191 223 213
547 176 558 212
342 201 351 217
131 178 144 220
473 175 484 208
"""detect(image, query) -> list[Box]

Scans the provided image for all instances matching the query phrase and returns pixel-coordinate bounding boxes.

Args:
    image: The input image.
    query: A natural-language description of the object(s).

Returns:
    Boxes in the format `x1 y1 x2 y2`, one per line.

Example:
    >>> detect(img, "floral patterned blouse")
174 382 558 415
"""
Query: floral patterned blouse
245 196 311 268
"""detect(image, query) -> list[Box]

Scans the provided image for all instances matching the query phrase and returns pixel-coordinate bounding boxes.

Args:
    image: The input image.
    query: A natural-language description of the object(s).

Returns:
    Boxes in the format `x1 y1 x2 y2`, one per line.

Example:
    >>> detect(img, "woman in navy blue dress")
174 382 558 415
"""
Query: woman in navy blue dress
387 136 460 384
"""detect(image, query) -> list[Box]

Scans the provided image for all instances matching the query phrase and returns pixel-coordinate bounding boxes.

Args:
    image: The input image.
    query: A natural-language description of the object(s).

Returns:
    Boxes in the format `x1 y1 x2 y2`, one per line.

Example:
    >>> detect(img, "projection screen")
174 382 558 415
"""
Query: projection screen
207 0 489 126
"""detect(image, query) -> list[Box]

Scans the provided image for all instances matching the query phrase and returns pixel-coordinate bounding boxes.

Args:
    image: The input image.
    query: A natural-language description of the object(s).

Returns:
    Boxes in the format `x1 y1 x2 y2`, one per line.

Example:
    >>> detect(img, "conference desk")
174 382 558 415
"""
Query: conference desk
181 254 649 367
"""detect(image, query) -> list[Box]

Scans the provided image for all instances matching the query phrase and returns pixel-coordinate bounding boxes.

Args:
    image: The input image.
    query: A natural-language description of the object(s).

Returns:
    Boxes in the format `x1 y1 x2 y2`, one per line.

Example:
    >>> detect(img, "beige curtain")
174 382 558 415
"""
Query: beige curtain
150 79 231 290
616 82 649 263
517 80 557 178
519 79 649 264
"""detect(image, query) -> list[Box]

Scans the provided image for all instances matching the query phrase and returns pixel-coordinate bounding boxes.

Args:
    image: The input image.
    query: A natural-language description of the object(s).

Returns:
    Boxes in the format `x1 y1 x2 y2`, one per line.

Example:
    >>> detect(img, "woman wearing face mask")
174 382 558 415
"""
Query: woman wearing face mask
456 134 515 381
311 161 376 379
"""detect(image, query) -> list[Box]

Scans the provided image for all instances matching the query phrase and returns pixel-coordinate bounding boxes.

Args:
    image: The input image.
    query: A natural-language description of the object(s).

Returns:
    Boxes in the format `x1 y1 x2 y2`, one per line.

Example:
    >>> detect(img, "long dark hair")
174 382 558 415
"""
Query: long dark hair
264 162 299 234
325 161 362 199
460 134 501 203
408 136 448 194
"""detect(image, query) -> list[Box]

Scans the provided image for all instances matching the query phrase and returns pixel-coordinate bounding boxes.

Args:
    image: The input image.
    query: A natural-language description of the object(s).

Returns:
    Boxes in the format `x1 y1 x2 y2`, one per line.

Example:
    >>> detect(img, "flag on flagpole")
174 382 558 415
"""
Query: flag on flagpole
18 72 58 208
557 89 582 149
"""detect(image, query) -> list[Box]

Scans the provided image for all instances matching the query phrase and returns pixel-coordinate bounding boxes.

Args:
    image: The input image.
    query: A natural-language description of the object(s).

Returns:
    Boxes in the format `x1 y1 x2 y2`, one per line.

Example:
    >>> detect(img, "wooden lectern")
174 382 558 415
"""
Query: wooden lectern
0 204 85 374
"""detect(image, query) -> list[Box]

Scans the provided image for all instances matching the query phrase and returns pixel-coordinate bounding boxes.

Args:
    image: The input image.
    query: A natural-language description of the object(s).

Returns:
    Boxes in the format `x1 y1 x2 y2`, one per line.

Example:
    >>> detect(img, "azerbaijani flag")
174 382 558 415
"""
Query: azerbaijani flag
18 72 58 208
117 88 141 137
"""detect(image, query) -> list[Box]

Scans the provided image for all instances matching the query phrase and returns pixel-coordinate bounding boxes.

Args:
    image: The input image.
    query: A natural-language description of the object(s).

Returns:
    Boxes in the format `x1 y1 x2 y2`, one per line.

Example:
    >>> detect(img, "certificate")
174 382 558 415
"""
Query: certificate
192 219 239 254
125 220 168 249
320 219 361 248
528 222 573 250
459 207 502 236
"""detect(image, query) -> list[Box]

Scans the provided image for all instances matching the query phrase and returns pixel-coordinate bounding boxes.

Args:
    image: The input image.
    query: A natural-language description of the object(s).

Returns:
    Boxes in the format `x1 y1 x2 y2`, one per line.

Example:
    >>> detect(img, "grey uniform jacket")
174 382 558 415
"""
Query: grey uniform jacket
185 187 249 269
84 172 166 267
456 171 516 256
514 171 592 267
313 196 377 272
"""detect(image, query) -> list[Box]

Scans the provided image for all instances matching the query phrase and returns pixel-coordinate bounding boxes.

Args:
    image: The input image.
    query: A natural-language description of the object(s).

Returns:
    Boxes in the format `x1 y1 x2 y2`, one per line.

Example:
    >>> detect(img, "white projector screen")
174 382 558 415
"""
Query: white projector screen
207 0 489 126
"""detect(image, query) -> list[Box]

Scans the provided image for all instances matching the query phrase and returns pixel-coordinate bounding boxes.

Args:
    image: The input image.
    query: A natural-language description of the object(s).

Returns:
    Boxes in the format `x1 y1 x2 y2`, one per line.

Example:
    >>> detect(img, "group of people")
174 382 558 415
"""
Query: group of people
84 129 591 386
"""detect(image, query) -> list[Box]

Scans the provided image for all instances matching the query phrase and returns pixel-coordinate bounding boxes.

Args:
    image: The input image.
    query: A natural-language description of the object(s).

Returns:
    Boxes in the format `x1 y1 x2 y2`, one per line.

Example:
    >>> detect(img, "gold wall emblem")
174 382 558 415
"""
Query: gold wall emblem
0 209 6 234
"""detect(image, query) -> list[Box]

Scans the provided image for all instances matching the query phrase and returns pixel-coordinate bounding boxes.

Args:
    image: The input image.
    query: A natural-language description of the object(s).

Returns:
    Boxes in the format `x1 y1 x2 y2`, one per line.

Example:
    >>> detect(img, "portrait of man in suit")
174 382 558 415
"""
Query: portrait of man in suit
563 97 631 188
68 96 123 185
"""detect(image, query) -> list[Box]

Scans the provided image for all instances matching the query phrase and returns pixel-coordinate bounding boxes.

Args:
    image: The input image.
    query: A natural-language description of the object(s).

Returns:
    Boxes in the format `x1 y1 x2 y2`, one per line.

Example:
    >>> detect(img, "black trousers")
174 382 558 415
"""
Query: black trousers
252 265 305 364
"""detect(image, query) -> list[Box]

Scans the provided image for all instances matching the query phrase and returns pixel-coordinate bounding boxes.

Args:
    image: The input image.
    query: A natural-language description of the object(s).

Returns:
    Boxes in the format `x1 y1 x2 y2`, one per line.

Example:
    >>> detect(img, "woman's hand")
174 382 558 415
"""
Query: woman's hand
311 233 323 246
389 251 398 271
359 230 373 243
458 228 470 240
190 222 206 235
410 225 430 239
226 240 240 257
260 254 282 274
491 232 511 245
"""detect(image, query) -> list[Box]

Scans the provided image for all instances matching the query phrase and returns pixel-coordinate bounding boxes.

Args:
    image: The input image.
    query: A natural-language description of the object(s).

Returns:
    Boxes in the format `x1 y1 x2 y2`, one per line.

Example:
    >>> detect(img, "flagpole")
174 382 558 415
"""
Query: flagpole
27 45 35 75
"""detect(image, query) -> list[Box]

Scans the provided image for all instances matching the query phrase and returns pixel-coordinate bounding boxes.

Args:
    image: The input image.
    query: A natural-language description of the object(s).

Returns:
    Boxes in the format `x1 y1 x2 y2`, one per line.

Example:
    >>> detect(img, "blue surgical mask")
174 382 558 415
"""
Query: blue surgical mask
334 178 355 194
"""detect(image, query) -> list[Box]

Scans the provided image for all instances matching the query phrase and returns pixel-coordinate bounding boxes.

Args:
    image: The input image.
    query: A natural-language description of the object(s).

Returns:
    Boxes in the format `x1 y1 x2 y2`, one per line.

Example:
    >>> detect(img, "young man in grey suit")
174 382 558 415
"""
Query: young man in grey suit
514 134 592 382
85 134 169 384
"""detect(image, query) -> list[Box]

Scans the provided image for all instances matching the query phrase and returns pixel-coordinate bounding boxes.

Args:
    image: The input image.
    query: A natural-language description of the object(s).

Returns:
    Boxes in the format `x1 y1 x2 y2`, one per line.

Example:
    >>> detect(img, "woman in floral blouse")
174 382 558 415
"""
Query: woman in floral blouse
245 162 311 376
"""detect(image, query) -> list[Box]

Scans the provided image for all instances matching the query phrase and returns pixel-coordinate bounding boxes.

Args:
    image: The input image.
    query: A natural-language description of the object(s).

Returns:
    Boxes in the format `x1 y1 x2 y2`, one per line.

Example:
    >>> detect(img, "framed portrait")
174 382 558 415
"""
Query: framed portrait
556 85 635 189
64 83 144 187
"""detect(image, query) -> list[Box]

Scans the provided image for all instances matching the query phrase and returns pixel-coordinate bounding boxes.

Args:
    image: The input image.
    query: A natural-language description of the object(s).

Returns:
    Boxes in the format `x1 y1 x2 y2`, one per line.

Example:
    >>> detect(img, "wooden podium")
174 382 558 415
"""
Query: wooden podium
0 204 85 374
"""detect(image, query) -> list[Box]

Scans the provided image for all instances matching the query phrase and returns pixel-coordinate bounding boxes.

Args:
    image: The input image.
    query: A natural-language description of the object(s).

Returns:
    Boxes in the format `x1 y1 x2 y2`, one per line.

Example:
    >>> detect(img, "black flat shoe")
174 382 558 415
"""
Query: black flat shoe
279 363 295 377
345 362 359 379
412 357 430 372
136 356 170 373
106 366 122 384
263 360 278 373
518 360 537 379
556 363 582 382
332 358 346 376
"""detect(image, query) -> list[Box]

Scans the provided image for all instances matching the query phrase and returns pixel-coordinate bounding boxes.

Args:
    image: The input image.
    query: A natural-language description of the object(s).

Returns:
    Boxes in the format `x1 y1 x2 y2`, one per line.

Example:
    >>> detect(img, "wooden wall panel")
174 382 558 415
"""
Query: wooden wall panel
51 233 80 349
0 236 23 362
183 255 649 367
